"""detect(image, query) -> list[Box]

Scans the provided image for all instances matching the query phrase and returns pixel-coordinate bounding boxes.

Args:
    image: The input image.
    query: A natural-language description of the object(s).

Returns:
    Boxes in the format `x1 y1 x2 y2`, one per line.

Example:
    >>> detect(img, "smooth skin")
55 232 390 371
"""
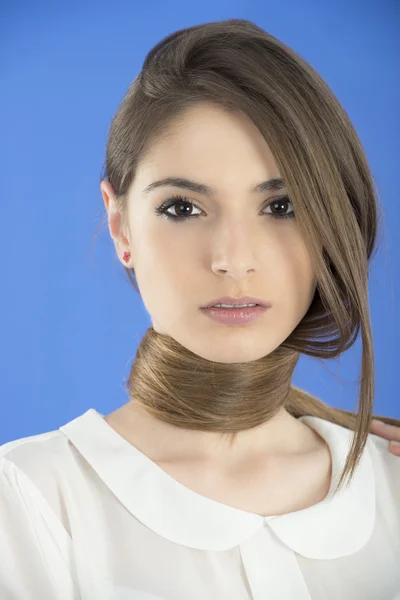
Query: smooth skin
101 102 400 515
101 102 400 475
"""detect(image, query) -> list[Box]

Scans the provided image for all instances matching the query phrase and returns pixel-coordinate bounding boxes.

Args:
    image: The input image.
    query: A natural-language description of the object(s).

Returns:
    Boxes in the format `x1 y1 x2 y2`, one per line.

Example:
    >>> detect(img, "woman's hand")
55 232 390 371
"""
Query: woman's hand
370 419 400 455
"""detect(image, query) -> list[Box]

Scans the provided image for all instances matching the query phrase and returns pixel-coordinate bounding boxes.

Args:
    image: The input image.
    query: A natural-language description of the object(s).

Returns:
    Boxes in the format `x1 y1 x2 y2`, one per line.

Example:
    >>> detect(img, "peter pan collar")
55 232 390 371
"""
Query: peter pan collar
59 409 375 559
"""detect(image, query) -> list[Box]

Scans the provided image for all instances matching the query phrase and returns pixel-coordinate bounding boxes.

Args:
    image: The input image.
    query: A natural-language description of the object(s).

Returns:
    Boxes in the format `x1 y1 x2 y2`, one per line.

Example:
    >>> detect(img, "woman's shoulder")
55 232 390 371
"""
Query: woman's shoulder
302 415 400 498
0 429 79 598
0 424 80 536
367 431 400 486
0 424 73 482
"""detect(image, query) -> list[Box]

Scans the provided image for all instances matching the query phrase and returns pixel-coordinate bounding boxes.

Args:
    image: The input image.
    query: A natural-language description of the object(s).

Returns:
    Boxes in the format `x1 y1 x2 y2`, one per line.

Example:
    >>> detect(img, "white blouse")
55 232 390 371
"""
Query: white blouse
1 408 399 600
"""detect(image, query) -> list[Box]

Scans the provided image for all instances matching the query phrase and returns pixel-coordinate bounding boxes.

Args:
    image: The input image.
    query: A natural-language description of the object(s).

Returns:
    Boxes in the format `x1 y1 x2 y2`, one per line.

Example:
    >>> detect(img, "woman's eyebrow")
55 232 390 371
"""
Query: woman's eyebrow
142 176 286 197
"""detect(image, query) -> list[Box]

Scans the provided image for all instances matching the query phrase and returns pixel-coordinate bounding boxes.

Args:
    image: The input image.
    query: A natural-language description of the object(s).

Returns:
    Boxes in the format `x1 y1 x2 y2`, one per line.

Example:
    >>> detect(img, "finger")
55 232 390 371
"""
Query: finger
388 440 400 456
370 419 400 441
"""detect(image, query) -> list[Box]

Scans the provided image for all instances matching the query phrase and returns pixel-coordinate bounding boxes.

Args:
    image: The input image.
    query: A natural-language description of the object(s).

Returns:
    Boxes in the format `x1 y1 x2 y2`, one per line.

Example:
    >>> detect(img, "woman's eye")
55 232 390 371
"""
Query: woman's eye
165 197 202 218
155 195 295 221
264 197 294 219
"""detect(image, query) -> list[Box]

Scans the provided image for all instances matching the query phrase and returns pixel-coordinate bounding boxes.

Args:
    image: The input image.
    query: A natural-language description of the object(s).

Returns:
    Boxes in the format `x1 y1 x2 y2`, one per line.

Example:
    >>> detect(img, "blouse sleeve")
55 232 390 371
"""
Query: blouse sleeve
0 456 79 600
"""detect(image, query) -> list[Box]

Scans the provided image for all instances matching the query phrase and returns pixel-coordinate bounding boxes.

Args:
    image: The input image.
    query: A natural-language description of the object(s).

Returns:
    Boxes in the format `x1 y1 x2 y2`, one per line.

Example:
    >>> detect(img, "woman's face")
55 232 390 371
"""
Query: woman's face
101 102 317 364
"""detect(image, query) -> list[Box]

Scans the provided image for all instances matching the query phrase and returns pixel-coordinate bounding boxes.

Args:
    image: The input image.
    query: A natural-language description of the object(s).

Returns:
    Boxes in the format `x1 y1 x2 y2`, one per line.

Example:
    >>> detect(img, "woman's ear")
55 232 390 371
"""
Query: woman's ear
100 180 131 263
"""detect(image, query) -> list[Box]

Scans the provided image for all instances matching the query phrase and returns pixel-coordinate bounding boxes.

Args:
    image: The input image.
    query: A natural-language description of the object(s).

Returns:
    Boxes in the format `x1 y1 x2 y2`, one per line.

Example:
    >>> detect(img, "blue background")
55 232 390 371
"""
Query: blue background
1 0 399 444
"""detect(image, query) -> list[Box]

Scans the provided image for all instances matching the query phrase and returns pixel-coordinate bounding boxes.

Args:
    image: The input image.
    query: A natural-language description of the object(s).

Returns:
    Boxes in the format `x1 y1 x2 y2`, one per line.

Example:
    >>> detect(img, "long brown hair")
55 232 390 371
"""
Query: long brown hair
97 19 399 494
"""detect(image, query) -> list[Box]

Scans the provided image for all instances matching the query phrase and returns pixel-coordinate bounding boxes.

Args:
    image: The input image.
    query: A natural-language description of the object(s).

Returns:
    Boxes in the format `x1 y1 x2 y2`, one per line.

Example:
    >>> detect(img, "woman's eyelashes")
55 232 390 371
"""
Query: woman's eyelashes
154 194 295 222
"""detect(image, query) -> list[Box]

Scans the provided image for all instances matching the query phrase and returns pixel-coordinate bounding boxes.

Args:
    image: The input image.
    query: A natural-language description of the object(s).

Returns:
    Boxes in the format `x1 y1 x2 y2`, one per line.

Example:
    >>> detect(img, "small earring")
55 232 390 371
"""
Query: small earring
123 251 131 263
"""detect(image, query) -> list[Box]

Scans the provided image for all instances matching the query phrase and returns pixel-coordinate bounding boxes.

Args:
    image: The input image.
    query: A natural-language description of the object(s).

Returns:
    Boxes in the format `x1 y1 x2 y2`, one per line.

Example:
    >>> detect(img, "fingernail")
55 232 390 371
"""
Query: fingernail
391 441 400 448
373 420 386 426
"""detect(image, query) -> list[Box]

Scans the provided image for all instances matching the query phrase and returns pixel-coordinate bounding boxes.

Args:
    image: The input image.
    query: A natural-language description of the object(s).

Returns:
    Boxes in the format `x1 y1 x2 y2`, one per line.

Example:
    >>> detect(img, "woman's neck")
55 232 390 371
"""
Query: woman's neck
105 400 326 469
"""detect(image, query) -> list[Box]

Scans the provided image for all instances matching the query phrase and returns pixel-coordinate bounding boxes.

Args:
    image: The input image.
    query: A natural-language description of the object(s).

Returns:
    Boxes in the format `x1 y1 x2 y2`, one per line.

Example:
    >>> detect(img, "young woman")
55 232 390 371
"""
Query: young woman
1 18 400 600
